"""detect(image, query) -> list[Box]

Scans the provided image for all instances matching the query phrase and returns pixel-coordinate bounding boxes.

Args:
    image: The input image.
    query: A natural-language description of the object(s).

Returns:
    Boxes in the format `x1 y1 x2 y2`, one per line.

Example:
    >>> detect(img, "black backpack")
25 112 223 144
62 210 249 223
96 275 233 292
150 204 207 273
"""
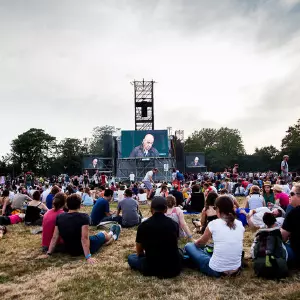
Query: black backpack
253 229 288 279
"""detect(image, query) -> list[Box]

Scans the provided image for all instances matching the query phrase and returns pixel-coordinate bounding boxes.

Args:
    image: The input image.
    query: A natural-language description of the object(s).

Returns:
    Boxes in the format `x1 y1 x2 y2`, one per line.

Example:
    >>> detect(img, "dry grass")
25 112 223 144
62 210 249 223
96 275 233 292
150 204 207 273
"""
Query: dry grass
1 198 300 300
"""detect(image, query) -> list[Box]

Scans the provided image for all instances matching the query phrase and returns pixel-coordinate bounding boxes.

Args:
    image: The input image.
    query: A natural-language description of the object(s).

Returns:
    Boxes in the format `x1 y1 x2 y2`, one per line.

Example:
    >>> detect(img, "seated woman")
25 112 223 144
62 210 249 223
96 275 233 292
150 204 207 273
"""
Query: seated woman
42 192 66 252
43 194 121 264
193 192 218 234
185 195 245 277
263 182 275 205
165 195 192 240
245 185 266 210
184 184 205 213
82 187 94 206
160 185 169 198
137 188 148 205
0 189 12 216
25 191 48 226
273 185 289 211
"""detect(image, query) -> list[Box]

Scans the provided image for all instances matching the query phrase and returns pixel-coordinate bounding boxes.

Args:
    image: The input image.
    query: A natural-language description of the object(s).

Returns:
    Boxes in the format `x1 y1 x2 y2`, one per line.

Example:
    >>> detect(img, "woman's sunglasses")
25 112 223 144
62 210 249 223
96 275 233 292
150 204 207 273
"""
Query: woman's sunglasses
290 192 300 197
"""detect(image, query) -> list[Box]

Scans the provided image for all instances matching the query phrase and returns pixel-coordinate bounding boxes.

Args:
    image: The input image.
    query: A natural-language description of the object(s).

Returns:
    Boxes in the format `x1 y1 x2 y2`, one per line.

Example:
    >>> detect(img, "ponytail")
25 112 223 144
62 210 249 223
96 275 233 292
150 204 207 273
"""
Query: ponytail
224 212 236 230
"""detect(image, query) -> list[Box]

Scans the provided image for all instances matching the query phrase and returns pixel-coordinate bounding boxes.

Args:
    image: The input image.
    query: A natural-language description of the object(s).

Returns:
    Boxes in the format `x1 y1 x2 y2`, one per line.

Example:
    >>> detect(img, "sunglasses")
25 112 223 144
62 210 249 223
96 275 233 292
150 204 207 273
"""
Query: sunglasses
290 192 300 197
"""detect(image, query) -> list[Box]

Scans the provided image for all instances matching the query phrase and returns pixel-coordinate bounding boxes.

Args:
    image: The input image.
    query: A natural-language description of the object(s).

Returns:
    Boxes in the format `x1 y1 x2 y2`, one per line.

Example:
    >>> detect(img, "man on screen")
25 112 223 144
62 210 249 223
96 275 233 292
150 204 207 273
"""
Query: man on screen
190 157 201 167
129 134 160 158
89 158 99 169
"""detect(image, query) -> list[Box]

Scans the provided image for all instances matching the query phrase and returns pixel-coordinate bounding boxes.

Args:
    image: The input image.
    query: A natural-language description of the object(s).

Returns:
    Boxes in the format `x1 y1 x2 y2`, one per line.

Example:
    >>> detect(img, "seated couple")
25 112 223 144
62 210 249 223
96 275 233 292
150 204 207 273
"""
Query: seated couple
41 193 121 264
91 189 141 228
128 195 244 278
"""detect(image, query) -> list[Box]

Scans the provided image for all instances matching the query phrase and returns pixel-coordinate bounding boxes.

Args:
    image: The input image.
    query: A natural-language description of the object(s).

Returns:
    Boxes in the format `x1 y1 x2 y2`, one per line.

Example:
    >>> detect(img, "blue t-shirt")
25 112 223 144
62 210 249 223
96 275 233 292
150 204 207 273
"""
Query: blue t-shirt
90 198 109 225
46 194 54 209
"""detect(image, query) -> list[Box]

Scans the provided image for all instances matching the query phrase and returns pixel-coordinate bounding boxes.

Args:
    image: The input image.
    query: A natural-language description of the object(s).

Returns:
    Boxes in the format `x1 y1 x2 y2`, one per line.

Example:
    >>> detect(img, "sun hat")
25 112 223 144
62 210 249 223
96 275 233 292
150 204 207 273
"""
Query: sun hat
272 184 283 192
264 181 272 187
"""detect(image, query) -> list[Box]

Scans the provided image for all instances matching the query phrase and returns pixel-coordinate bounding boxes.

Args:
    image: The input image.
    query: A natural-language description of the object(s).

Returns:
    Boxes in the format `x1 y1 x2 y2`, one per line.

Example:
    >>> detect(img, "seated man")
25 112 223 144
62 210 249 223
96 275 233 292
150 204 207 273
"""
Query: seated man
128 196 182 278
116 189 140 228
44 194 121 264
90 189 115 226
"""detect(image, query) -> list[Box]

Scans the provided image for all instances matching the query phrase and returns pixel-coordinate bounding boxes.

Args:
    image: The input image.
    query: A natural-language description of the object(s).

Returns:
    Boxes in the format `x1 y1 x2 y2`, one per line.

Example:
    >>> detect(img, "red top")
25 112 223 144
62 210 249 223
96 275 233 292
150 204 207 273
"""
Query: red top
42 209 64 247
9 214 22 224
101 175 106 185
275 192 289 208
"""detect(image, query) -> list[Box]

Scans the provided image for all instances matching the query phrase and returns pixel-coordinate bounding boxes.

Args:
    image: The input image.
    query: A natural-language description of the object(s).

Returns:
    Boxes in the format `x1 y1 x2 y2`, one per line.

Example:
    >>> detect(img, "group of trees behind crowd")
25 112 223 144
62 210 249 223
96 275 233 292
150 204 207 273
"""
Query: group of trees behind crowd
1 120 300 176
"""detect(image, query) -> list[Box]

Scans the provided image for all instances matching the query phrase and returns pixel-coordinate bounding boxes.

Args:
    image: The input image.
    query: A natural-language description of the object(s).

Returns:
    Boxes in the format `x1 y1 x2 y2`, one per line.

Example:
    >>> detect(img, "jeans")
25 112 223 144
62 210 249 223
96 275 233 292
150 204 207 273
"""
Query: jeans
185 243 221 277
285 243 296 263
89 232 106 254
128 254 146 271
101 215 122 225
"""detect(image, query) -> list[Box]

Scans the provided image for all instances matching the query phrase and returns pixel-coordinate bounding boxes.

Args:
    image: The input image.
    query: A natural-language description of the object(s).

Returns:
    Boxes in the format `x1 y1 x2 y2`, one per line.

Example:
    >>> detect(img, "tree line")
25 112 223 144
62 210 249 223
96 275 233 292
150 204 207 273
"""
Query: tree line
0 120 299 176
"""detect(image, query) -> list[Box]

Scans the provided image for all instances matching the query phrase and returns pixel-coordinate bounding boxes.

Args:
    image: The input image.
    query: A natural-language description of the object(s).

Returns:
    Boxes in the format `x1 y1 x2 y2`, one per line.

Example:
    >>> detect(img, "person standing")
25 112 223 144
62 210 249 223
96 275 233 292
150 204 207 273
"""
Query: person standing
142 168 158 199
129 172 135 184
281 155 289 182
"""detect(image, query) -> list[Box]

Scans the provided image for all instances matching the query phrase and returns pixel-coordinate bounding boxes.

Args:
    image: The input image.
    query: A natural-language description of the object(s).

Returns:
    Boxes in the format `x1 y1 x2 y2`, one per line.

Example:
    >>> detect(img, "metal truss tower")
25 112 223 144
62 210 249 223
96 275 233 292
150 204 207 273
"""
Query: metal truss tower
132 79 155 130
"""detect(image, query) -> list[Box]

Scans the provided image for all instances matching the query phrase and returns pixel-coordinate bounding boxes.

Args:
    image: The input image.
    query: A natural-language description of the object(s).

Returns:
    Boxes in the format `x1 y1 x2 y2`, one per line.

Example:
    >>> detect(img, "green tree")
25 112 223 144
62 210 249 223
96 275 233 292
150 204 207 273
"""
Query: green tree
51 138 85 175
11 128 56 174
281 119 300 171
184 127 245 170
252 146 280 171
89 125 116 154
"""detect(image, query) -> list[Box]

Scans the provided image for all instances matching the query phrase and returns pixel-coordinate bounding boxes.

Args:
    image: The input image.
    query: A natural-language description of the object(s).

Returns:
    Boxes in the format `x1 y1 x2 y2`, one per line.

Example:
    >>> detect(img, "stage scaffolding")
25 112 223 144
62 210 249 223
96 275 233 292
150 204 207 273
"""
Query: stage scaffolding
116 157 176 182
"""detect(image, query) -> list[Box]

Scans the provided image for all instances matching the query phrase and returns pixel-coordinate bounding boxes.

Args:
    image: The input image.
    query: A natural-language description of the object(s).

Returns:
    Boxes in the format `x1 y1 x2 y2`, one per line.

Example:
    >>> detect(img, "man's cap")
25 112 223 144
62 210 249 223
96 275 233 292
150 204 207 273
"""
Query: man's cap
151 196 167 211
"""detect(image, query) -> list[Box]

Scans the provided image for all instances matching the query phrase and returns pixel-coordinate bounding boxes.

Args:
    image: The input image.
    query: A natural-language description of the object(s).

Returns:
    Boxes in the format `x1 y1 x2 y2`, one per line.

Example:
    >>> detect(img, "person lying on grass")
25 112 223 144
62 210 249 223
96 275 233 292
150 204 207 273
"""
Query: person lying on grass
185 195 244 277
40 194 121 264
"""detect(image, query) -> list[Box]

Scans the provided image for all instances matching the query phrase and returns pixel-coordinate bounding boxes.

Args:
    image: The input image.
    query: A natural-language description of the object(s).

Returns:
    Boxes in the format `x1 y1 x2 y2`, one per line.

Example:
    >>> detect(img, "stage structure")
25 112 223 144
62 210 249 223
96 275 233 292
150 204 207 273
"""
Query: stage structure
116 157 176 182
132 79 155 130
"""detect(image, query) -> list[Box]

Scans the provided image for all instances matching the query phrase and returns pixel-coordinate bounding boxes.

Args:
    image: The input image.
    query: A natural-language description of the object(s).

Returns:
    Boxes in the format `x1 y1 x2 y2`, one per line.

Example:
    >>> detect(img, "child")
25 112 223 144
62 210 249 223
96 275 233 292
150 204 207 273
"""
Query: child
137 188 147 205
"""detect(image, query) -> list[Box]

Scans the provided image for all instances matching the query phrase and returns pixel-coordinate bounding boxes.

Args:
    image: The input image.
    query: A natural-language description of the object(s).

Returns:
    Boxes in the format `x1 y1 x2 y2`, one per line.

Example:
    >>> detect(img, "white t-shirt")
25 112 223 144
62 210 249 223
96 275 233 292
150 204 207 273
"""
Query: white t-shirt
129 173 135 182
251 207 271 228
143 171 153 182
155 188 161 196
208 219 244 272
281 184 290 195
137 193 147 202
41 188 51 203
281 160 288 174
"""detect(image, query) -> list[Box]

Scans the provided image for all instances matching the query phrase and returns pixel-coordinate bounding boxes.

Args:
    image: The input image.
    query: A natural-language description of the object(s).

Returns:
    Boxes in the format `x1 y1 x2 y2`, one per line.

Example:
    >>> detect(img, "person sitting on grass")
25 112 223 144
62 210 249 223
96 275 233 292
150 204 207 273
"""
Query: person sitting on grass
43 194 121 264
245 185 266 210
128 196 182 278
219 189 239 208
165 195 193 239
159 185 169 198
193 192 218 234
137 188 148 205
46 185 60 209
90 189 115 226
262 182 275 205
82 187 94 206
0 189 12 216
115 189 141 228
183 184 205 213
24 191 48 226
185 195 244 277
281 183 300 266
42 192 67 252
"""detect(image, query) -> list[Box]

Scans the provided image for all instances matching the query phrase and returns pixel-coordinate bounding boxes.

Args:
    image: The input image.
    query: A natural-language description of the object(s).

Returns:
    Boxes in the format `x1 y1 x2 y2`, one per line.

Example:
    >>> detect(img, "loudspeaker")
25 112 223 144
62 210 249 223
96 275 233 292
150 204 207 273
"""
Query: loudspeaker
141 101 148 117
103 135 113 157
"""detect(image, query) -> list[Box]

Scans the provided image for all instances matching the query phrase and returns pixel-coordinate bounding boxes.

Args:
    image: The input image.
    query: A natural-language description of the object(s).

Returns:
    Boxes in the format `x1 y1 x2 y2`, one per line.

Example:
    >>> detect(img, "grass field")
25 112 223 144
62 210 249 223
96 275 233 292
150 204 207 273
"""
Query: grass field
1 198 300 300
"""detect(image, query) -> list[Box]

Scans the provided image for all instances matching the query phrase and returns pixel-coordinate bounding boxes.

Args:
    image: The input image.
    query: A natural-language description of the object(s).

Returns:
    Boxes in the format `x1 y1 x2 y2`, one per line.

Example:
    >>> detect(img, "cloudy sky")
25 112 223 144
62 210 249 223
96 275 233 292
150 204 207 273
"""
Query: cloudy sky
1 0 300 156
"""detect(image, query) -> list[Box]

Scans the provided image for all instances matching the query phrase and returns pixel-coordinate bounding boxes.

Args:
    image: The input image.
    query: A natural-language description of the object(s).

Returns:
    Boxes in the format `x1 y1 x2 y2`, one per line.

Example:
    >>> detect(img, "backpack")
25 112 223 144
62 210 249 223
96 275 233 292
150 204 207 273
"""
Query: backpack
253 229 288 279
176 172 184 181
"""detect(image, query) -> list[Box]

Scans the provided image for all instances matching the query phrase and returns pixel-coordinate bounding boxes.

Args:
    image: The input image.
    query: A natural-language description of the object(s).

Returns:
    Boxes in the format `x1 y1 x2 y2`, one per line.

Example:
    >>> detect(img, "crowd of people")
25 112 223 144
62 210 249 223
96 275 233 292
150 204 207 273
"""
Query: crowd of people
1 157 300 279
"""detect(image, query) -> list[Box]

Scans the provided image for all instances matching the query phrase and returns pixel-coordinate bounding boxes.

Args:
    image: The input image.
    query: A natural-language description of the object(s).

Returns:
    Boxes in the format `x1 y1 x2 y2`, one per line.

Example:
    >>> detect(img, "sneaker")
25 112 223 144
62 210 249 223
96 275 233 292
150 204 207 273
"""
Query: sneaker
110 224 121 240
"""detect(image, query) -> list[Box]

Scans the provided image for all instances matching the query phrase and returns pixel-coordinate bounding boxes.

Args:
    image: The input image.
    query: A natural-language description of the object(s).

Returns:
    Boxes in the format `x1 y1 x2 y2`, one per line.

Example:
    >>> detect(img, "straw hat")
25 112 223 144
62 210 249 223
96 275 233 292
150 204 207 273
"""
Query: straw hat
264 181 272 187
272 184 283 192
